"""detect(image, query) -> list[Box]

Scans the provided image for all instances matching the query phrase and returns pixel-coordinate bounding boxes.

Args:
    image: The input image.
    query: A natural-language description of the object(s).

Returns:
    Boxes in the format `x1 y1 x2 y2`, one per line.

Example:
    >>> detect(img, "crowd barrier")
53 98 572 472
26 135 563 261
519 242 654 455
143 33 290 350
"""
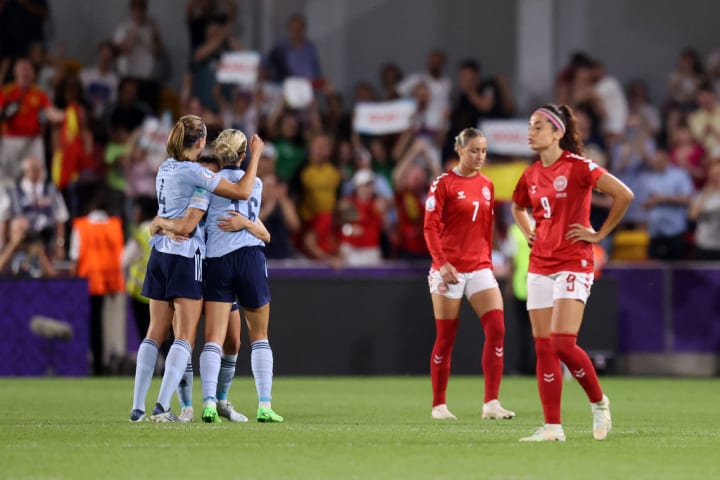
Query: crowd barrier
1 262 718 376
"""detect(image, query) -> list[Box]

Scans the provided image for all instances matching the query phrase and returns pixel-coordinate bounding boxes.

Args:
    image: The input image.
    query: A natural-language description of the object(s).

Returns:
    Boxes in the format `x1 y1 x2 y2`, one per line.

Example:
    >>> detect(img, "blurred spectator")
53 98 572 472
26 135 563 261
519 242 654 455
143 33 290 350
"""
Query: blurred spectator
122 194 156 339
669 125 707 189
611 119 656 228
0 58 64 183
0 0 49 84
688 161 720 259
122 129 157 201
264 13 323 85
592 59 629 145
185 0 237 53
667 47 705 112
27 40 60 96
104 77 151 145
707 50 720 97
187 11 242 112
626 80 661 138
687 80 720 159
297 133 341 222
397 49 451 146
643 148 694 260
69 188 125 375
0 155 69 260
51 70 94 194
379 62 403 100
259 172 301 260
390 144 431 260
220 87 258 135
80 41 120 123
337 168 387 266
271 110 306 183
555 51 593 104
445 58 512 160
113 0 168 112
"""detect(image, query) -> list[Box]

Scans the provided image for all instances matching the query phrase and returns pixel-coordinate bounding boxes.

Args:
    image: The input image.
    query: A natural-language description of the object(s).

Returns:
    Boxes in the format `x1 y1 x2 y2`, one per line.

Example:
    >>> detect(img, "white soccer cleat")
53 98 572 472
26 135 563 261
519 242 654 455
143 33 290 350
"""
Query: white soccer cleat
431 404 457 420
591 395 612 440
481 399 516 419
217 401 249 422
178 406 194 423
519 425 566 442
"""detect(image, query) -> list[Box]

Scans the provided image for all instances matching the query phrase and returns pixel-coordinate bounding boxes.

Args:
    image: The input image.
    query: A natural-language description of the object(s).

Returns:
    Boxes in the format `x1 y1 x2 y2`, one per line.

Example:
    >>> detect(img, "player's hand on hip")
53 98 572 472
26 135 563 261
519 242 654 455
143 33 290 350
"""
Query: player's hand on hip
440 263 460 284
566 223 600 244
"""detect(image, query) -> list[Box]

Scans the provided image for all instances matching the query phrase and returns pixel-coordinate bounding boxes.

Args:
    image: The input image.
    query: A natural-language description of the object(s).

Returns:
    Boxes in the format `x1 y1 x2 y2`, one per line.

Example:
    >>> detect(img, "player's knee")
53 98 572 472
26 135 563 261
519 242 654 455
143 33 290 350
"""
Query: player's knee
550 334 576 357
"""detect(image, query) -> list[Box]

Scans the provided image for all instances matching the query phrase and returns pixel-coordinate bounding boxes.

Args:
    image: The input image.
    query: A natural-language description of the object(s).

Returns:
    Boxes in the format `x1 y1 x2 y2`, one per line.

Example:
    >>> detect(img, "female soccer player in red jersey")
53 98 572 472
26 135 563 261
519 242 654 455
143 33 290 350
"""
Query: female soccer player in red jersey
424 127 515 421
512 104 634 442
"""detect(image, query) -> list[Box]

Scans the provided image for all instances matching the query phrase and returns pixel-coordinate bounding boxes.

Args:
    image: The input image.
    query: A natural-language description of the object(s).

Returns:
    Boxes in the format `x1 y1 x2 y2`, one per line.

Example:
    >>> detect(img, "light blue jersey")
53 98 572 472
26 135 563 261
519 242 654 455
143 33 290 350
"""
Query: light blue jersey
205 166 264 258
151 158 222 258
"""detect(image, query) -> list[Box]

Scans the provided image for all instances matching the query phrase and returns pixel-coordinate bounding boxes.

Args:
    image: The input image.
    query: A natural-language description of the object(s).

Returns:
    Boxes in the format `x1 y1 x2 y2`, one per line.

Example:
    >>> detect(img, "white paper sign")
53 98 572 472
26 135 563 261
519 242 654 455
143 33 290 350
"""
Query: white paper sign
479 119 534 156
353 100 416 135
216 51 261 86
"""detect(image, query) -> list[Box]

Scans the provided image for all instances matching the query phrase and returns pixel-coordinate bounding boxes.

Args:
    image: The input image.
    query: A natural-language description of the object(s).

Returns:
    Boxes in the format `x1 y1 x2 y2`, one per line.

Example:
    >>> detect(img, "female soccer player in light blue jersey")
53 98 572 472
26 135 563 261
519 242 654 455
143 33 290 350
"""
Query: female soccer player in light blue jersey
156 129 283 424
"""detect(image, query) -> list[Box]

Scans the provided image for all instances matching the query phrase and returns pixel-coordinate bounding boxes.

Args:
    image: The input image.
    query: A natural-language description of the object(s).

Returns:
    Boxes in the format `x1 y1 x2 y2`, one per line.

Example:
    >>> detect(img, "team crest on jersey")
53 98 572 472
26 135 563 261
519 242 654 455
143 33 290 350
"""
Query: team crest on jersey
530 185 537 195
482 186 491 201
426 195 436 211
457 191 466 199
201 167 216 179
553 175 568 191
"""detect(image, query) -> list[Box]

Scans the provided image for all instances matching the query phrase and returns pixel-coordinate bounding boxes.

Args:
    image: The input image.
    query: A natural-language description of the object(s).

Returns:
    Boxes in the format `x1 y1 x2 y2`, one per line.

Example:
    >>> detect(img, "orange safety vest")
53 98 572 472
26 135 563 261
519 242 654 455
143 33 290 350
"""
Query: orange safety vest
74 216 125 295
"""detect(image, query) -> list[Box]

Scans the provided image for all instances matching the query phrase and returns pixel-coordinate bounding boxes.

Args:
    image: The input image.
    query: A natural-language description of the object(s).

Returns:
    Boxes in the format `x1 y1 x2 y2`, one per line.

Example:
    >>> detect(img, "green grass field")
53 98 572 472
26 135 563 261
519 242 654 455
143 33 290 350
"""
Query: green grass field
1 376 718 480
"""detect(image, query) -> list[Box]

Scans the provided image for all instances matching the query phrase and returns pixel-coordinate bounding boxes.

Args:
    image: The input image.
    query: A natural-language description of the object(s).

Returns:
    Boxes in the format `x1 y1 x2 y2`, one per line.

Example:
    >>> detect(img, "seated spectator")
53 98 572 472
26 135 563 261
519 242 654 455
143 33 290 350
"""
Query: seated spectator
643 149 694 260
627 80 661 138
688 161 720 260
0 156 69 260
0 216 55 277
259 172 301 260
337 169 387 266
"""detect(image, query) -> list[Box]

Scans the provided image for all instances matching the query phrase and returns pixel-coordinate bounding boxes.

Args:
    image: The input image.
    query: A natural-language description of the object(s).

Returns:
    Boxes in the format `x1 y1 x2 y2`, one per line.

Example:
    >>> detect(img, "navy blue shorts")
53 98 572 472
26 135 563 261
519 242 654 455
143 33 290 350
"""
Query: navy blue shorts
204 246 271 309
142 248 204 301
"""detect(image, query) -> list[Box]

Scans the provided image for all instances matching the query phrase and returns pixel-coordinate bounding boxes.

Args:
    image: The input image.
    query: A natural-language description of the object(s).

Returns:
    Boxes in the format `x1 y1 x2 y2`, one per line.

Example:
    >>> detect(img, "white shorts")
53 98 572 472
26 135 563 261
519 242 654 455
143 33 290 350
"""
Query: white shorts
526 271 594 310
428 268 498 300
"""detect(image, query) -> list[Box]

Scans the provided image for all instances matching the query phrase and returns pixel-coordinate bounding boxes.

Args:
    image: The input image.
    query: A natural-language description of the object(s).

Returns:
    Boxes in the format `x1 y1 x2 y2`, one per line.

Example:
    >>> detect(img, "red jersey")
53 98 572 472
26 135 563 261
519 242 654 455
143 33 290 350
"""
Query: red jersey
512 150 607 275
340 196 383 248
395 189 429 255
424 169 495 273
0 84 50 137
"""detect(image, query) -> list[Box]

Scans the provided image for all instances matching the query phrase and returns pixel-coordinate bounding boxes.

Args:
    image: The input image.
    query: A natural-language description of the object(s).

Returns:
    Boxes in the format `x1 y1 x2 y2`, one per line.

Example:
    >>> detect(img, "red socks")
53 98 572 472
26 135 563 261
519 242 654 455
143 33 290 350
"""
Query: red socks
551 333 603 403
430 318 459 407
480 309 505 402
534 337 562 424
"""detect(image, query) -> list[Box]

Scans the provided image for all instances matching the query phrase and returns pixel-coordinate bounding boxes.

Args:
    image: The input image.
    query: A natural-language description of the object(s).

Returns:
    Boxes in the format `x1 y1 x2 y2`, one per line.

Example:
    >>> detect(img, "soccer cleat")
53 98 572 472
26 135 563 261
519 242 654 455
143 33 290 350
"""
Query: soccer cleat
481 400 516 419
431 404 457 420
178 406 194 423
519 425 566 442
257 407 284 423
201 405 222 424
591 395 612 440
150 403 180 423
217 401 248 422
129 409 145 422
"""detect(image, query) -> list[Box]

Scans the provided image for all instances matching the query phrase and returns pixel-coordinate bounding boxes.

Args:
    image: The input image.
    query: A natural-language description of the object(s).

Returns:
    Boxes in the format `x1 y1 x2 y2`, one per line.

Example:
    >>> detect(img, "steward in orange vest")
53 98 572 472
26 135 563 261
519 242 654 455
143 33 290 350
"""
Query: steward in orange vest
72 213 125 295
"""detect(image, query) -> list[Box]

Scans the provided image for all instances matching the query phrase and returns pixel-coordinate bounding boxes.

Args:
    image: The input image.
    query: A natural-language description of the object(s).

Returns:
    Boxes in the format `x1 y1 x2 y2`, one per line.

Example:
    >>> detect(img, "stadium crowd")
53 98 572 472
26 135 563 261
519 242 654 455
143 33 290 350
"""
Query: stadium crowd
1 0 720 285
